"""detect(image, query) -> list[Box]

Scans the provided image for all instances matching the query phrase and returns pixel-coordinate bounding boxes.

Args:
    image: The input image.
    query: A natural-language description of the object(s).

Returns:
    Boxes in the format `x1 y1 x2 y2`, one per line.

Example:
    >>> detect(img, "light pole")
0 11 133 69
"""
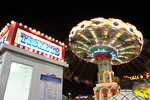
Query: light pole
68 93 71 100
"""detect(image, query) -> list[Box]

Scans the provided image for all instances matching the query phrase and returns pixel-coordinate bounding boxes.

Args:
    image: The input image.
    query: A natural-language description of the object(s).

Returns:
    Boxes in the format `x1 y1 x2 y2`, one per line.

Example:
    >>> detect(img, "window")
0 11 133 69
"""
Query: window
3 62 33 100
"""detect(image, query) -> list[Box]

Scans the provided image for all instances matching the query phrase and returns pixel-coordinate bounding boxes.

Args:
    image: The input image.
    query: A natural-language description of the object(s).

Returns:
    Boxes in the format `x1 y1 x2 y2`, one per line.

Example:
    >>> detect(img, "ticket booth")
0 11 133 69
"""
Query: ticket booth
0 21 68 100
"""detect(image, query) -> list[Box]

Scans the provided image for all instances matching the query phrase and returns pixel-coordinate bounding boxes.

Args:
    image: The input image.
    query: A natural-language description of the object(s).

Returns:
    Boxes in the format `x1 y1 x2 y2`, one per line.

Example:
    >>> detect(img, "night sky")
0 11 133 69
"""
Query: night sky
0 2 150 42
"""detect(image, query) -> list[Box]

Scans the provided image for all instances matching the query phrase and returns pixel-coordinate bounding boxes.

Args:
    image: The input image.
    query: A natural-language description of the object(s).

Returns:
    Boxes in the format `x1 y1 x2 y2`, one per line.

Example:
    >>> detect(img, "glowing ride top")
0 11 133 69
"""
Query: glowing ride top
69 17 143 65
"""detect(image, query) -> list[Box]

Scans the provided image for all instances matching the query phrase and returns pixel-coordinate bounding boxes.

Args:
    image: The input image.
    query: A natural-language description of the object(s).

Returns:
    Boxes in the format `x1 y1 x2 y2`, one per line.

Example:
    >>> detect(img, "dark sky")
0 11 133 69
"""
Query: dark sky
0 2 150 42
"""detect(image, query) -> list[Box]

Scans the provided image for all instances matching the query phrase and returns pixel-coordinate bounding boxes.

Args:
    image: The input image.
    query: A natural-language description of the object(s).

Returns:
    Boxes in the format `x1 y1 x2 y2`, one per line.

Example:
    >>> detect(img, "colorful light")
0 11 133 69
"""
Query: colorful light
69 17 143 65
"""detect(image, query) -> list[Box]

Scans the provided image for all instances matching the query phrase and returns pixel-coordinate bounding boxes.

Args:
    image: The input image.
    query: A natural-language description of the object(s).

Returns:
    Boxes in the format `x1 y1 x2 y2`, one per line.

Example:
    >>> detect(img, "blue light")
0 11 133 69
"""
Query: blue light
91 49 116 60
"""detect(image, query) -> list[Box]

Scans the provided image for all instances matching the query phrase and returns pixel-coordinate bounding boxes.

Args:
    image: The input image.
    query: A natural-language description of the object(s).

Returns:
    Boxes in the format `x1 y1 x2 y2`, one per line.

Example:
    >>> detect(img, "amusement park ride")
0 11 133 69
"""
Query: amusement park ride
69 17 143 100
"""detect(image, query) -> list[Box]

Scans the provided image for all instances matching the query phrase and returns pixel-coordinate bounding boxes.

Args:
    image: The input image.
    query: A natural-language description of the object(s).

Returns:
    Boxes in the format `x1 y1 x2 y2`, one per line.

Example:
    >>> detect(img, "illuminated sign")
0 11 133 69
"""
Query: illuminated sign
40 73 61 83
14 28 62 59
124 72 150 80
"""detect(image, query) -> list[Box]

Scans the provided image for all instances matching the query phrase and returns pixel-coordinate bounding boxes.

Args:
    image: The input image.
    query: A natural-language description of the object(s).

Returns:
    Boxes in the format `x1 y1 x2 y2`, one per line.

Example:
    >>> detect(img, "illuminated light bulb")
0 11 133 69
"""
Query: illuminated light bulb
29 27 32 30
7 23 10 26
45 35 48 38
5 41 9 44
39 52 42 55
43 53 46 56
11 20 15 24
3 28 6 31
54 57 57 60
34 50 37 53
37 31 40 34
56 40 58 42
41 33 44 36
24 25 27 28
62 43 65 45
19 23 23 26
25 47 28 50
61 59 64 62
14 43 18 46
19 45 23 48
33 29 36 32
5 25 8 29
59 41 61 44
51 56 53 58
29 49 33 52
1 30 4 33
52 38 55 41
47 55 50 58
48 36 52 39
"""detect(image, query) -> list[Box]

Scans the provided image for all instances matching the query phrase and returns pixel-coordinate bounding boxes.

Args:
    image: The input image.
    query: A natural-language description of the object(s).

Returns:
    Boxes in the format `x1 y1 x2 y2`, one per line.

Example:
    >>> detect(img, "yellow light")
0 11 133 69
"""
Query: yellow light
90 58 95 62
76 51 82 53
124 56 129 59
79 34 91 43
89 28 98 43
114 58 123 63
119 48 125 51
116 33 122 38
116 44 123 47
104 28 108 35
125 38 132 41
78 46 87 50
76 41 89 48
126 45 136 49
110 38 117 44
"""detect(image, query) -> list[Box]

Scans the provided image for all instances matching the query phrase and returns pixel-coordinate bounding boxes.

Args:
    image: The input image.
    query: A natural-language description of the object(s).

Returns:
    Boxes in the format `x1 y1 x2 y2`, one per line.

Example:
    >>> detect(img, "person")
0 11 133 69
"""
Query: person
108 78 146 100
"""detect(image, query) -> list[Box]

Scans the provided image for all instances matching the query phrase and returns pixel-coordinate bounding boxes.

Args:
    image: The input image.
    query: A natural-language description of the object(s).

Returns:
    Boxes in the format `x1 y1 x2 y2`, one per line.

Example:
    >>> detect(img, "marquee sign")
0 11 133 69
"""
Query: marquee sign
124 72 150 80
15 28 62 59
0 21 65 62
